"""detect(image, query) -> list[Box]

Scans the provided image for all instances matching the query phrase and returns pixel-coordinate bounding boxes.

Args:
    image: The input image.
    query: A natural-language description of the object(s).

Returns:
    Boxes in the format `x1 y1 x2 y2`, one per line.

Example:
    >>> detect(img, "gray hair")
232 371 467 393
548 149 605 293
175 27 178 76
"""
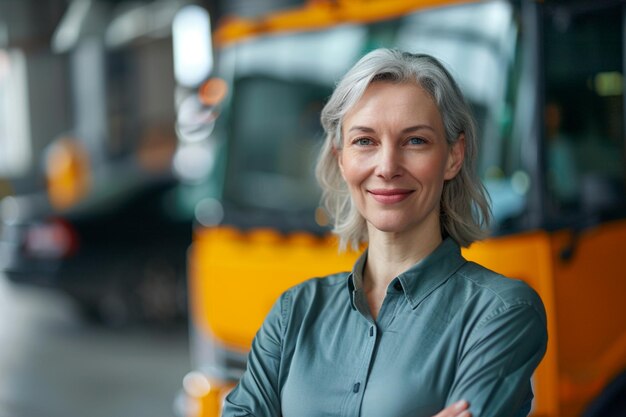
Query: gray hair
315 48 491 250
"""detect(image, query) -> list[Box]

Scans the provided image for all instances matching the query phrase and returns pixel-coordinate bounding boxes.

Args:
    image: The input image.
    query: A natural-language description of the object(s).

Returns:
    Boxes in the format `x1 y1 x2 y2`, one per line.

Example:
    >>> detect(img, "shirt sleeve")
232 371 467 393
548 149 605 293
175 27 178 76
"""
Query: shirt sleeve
221 291 289 417
446 302 548 417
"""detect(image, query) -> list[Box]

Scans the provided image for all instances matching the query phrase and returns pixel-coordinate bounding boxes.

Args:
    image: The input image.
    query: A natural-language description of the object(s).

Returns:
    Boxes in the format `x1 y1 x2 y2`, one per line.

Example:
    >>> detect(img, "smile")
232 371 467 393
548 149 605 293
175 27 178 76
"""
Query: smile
367 189 414 204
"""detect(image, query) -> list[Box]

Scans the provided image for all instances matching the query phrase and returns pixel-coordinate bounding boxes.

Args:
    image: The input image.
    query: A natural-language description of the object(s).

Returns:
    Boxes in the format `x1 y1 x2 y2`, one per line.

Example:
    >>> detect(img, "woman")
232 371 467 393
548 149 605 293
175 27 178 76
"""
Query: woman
222 49 547 417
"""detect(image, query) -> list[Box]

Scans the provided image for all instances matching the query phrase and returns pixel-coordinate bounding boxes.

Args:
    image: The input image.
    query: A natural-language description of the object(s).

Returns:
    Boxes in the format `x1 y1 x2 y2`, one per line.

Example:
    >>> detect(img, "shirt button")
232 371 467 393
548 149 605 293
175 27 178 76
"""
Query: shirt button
369 327 374 337
393 281 402 291
353 382 360 393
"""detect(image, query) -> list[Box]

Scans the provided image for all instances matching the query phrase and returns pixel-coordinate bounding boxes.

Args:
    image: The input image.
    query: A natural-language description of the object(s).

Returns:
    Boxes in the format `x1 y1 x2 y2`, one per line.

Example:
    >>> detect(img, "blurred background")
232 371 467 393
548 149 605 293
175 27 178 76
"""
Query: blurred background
0 1 221 416
0 0 625 416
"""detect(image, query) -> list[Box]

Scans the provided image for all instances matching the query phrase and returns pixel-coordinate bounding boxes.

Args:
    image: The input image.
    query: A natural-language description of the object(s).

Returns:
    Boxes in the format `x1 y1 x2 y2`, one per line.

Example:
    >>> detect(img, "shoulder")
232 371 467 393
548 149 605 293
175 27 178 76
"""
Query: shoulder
278 272 350 313
453 260 546 324
450 262 548 353
284 271 350 297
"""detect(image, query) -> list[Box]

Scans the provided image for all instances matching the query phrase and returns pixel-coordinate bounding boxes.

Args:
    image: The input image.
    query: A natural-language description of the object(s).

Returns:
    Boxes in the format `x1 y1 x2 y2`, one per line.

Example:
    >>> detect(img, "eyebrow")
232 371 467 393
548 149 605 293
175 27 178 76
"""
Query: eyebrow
347 124 436 134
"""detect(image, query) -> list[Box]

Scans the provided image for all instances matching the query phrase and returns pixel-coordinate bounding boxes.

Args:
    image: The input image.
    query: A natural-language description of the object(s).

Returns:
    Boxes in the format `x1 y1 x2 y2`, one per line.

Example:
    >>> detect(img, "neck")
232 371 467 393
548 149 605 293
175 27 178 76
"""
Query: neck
363 223 443 293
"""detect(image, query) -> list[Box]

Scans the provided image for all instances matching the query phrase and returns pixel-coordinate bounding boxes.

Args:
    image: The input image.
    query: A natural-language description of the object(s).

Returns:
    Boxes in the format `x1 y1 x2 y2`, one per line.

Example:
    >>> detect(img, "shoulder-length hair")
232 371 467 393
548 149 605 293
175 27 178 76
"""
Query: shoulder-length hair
315 48 491 251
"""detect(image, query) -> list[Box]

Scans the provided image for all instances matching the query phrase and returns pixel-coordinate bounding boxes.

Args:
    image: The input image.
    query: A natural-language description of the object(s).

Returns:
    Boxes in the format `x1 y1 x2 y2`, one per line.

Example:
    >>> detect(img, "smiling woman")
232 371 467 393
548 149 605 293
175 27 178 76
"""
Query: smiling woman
221 49 548 417
317 51 492 252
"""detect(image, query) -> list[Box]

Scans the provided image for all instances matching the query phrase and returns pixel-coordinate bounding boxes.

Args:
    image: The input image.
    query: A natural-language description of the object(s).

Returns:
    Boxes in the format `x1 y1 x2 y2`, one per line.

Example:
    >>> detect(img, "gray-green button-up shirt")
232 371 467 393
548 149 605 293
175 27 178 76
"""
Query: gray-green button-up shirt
223 238 548 417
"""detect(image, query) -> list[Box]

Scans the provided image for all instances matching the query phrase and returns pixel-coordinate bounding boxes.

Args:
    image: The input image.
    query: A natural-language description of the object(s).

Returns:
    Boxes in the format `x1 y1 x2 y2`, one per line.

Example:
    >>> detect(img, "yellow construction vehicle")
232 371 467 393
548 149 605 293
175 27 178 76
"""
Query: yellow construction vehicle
176 1 626 416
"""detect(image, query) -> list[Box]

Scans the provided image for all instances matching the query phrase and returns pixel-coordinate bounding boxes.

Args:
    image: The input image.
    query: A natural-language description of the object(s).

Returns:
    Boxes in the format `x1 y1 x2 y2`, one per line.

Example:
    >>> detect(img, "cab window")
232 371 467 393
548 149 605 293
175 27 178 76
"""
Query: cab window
544 2 626 220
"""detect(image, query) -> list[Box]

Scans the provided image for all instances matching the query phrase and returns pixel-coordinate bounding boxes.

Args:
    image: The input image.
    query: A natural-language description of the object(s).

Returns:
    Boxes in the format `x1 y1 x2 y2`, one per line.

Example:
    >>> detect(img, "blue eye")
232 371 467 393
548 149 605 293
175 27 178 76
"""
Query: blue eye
355 138 373 146
408 137 426 145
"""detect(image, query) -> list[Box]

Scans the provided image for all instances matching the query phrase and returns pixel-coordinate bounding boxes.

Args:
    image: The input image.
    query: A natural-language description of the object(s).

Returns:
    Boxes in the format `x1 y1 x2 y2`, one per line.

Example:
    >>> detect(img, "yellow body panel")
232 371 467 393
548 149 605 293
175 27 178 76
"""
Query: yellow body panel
549 220 626 416
190 227 360 349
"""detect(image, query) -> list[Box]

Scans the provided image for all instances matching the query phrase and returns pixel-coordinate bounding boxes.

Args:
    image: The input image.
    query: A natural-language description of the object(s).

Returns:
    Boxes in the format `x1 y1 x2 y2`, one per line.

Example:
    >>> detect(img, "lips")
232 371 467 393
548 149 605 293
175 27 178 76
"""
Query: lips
368 188 414 204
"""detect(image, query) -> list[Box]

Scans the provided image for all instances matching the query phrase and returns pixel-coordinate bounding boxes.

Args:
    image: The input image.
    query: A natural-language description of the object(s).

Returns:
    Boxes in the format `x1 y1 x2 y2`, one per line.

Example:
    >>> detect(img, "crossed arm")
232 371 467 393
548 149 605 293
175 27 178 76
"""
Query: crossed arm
222 293 547 417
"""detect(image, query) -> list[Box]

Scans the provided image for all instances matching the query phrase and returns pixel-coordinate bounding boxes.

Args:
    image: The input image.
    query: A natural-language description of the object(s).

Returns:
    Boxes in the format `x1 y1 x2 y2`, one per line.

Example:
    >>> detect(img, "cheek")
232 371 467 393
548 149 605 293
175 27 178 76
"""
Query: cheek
339 154 364 185
412 157 446 179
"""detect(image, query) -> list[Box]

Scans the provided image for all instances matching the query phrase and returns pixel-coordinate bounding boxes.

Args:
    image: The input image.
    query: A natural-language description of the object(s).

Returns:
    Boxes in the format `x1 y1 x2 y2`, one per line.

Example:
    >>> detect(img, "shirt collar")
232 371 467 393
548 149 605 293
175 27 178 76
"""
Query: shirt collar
397 238 466 309
346 238 466 310
347 250 368 310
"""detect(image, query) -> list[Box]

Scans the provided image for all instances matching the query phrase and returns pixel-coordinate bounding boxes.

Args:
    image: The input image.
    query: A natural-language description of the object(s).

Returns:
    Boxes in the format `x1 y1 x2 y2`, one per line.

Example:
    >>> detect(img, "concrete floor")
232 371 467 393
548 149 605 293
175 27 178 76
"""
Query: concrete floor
0 275 191 417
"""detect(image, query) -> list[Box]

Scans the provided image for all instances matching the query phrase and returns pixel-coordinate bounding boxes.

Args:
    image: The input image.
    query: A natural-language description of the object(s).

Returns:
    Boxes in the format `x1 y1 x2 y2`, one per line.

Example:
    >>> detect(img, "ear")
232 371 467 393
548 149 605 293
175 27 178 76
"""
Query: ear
444 133 465 180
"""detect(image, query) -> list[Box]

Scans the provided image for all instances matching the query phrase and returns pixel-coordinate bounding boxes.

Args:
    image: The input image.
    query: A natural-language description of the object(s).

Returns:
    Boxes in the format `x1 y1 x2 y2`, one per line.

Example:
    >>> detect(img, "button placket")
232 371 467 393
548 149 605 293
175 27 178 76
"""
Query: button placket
344 321 378 417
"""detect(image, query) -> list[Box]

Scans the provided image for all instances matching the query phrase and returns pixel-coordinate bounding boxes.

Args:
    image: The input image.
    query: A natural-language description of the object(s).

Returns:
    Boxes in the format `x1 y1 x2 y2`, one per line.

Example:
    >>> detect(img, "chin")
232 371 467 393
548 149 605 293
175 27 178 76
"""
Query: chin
367 219 412 234
365 211 439 237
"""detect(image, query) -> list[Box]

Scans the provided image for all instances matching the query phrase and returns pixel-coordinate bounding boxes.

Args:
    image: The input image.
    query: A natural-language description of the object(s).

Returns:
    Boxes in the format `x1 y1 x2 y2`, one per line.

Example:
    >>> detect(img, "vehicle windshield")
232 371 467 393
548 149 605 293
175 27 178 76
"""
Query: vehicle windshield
218 0 526 231
543 2 626 223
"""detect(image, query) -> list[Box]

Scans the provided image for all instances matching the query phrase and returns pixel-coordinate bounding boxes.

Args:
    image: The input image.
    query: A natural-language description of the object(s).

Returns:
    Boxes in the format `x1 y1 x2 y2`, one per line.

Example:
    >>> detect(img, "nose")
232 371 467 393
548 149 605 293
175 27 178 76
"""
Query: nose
375 144 403 180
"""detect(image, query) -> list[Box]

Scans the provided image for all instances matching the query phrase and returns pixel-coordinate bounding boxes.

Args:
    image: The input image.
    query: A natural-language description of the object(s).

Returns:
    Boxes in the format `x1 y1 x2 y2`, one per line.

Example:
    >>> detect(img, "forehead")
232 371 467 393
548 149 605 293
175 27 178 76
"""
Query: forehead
343 81 442 128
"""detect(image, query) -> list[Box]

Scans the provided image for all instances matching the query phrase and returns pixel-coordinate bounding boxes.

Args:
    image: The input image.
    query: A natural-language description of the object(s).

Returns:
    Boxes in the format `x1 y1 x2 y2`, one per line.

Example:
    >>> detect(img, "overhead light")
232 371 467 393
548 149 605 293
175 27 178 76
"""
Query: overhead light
172 5 213 87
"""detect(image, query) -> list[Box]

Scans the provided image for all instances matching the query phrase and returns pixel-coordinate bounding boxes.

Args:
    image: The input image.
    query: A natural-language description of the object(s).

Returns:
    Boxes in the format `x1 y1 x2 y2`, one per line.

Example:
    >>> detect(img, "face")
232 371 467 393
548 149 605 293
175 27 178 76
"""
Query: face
338 81 464 240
